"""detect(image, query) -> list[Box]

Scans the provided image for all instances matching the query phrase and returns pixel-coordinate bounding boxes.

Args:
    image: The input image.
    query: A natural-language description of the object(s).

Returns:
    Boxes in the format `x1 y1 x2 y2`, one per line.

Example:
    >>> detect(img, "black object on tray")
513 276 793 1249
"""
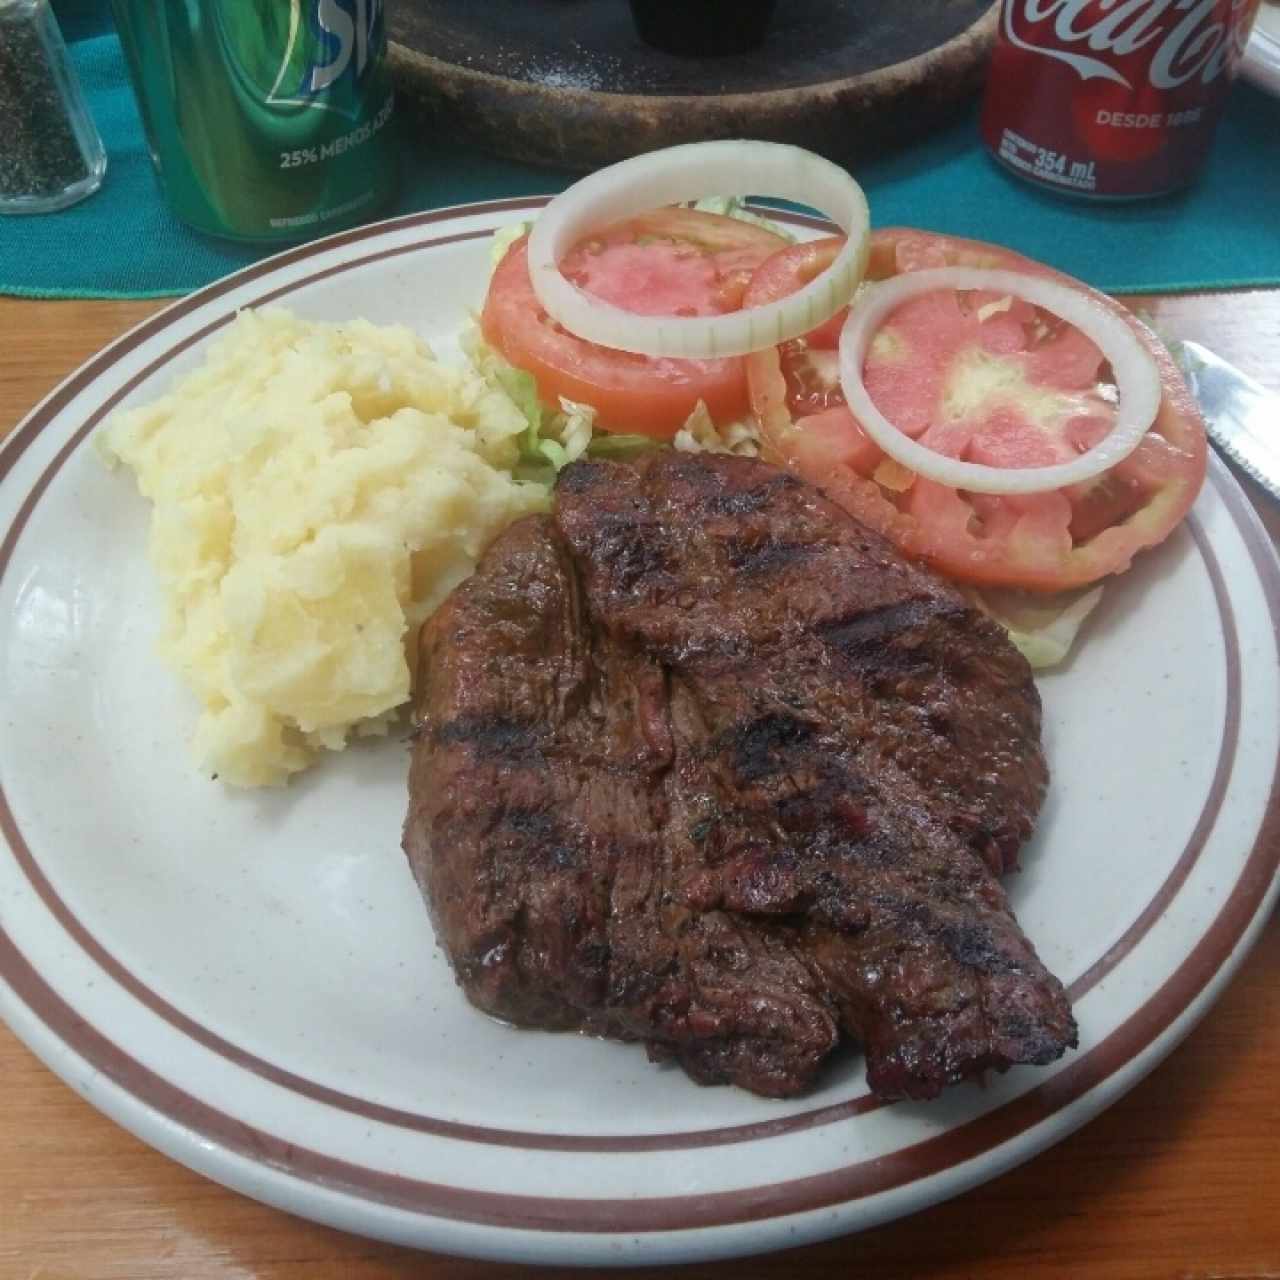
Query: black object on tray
389 0 998 173
627 0 779 57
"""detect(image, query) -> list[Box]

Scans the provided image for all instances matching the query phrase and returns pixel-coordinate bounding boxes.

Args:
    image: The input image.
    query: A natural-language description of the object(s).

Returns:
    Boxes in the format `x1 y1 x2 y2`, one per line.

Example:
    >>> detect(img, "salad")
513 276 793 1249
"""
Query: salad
465 140 1207 666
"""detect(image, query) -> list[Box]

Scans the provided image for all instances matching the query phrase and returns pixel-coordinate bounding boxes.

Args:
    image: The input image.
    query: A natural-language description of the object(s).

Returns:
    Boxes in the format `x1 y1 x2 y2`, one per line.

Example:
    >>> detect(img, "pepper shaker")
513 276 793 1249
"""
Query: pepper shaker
0 0 107 214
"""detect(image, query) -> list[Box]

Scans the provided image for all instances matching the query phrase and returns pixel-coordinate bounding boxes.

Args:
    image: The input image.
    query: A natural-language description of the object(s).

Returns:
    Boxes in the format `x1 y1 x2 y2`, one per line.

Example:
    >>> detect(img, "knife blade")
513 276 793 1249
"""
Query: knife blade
1174 340 1280 503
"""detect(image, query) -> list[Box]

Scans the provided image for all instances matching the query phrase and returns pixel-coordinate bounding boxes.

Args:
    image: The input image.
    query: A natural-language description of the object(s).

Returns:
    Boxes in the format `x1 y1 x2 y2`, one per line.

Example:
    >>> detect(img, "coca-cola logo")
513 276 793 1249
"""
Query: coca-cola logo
1003 0 1255 91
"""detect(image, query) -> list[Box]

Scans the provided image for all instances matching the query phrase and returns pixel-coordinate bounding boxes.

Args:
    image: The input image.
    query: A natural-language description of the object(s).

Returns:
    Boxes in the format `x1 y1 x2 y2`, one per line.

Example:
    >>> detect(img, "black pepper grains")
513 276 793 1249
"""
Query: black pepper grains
0 0 105 213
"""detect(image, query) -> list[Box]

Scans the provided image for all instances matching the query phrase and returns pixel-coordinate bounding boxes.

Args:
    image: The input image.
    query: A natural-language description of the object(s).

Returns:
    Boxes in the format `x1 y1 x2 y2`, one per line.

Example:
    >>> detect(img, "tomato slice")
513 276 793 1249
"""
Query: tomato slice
480 208 787 439
743 229 1207 592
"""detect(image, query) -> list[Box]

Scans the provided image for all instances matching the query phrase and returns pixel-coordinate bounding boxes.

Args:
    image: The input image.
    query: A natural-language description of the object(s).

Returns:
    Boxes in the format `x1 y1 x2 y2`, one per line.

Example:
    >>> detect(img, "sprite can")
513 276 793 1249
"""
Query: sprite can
109 0 397 243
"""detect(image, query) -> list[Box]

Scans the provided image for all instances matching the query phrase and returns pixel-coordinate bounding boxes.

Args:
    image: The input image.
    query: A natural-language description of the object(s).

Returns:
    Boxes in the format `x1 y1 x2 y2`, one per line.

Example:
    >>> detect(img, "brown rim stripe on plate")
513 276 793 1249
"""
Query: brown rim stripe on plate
0 219 1247 1152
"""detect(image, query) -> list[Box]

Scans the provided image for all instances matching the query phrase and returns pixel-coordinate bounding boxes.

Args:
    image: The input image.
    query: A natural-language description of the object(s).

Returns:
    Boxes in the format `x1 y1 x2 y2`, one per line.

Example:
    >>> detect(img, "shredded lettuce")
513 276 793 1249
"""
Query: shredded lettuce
489 220 530 273
586 432 661 459
463 314 767 483
461 324 602 483
543 396 596 470
673 402 762 456
965 584 1105 670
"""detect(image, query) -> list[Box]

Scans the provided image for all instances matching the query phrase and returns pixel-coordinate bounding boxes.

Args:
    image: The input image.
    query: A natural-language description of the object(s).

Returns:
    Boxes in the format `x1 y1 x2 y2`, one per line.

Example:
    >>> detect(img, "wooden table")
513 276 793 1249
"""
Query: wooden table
2 291 1278 1280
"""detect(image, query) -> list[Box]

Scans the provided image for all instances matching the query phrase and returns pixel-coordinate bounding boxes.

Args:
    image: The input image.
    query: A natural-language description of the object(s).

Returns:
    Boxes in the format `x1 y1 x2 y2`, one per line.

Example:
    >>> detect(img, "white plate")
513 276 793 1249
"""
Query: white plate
2 202 1279 1268
1243 2 1280 94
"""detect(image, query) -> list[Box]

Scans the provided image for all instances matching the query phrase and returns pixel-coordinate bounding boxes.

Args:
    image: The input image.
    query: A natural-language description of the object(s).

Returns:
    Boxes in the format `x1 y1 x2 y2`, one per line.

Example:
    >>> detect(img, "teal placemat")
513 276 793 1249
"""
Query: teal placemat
3 25 1279 299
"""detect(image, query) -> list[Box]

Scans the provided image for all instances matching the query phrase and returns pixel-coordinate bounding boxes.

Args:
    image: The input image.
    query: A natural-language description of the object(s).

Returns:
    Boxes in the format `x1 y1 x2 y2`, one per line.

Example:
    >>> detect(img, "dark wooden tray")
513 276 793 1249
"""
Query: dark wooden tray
389 0 999 173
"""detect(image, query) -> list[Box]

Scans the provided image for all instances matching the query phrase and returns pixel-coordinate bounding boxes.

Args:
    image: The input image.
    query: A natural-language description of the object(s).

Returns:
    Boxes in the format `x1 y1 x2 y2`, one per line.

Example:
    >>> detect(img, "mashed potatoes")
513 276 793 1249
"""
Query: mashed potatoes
99 308 546 787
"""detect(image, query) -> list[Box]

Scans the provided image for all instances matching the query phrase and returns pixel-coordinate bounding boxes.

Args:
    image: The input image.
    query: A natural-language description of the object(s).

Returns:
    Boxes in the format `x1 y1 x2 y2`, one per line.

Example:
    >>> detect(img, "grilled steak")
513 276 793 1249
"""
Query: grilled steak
403 453 1076 1100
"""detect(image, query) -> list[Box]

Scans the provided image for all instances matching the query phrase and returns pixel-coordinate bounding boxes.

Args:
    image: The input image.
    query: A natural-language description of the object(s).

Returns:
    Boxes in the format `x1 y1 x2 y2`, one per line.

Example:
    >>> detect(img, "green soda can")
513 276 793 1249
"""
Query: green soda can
110 0 397 243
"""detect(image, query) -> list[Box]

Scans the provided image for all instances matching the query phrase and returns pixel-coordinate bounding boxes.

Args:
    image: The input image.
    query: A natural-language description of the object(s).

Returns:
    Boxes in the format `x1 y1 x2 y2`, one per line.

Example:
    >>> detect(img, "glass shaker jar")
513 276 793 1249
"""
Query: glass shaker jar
0 0 107 214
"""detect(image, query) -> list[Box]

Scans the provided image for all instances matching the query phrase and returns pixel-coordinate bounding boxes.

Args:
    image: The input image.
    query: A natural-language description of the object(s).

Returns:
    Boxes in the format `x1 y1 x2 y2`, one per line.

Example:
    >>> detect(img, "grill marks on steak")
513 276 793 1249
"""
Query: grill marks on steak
404 454 1076 1100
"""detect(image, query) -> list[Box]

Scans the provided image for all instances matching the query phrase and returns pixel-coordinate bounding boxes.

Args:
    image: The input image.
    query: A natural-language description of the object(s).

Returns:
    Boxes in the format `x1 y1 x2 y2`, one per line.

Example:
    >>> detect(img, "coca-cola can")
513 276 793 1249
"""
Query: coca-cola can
981 0 1262 199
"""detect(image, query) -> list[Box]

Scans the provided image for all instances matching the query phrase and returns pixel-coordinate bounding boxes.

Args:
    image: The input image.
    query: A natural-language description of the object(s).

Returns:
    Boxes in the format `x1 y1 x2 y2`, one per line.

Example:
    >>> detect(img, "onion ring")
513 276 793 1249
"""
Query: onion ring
837 267 1163 496
527 141 870 359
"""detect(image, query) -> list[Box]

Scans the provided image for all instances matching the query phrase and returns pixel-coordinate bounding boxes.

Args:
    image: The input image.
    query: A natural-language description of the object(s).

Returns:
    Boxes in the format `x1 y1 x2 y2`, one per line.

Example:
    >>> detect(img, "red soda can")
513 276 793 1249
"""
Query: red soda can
980 0 1262 199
